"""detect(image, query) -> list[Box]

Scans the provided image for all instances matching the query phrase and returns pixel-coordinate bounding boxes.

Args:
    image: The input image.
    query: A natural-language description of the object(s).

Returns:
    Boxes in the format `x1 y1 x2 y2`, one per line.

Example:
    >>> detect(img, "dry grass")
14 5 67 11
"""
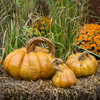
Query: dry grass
0 63 100 100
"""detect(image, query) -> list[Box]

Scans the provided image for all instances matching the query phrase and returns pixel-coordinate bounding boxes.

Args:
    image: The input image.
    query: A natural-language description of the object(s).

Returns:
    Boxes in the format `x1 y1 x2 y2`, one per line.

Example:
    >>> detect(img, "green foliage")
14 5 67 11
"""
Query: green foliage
46 0 89 60
0 0 89 62
0 0 37 62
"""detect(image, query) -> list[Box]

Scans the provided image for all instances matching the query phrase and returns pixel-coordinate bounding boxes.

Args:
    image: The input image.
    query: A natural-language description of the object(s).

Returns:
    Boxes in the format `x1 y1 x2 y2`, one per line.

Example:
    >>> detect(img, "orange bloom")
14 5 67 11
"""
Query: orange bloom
76 42 79 45
75 24 100 55
81 41 85 45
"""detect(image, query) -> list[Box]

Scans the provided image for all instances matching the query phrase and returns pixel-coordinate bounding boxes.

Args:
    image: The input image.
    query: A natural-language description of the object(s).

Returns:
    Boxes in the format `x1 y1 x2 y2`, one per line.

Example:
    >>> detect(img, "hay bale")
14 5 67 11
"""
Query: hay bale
0 64 100 100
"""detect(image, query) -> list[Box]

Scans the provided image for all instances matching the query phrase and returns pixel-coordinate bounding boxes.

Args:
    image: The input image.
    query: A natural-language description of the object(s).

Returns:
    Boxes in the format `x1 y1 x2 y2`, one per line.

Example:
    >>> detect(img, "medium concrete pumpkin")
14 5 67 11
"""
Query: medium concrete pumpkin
66 51 98 77
4 37 55 80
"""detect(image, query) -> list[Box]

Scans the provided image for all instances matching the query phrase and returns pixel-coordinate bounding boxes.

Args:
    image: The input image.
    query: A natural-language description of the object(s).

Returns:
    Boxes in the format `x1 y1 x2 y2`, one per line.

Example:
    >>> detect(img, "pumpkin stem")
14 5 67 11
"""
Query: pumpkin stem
26 37 55 56
78 51 92 61
51 58 63 72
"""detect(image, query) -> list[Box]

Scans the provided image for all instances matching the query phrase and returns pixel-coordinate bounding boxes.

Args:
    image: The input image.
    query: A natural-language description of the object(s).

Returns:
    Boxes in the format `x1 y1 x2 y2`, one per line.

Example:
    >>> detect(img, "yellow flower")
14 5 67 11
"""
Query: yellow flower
59 6 65 9
26 32 31 36
19 2 22 4
47 32 53 35
29 28 33 32
41 31 45 34
40 26 44 30
33 22 39 29
34 29 41 35
40 17 44 21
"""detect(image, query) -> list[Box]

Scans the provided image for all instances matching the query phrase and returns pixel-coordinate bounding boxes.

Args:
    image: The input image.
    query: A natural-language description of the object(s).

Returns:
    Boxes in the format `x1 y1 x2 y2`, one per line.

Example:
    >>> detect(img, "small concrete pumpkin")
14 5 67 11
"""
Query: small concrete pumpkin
66 51 98 77
3 37 55 80
51 58 77 88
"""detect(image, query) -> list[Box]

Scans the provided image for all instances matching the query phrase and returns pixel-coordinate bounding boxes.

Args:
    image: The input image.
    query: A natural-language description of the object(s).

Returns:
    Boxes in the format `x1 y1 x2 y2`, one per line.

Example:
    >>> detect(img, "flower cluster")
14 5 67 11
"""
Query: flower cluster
33 17 51 35
75 24 100 55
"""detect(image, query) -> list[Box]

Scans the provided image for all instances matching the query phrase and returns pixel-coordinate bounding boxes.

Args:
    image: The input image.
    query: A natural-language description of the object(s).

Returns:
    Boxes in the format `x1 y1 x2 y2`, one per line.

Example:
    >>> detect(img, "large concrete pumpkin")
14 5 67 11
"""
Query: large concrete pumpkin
4 37 55 80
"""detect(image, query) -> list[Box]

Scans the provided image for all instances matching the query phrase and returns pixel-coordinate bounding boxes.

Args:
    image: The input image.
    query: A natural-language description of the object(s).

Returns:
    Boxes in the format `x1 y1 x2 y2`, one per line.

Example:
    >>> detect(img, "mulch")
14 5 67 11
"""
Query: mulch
0 63 100 100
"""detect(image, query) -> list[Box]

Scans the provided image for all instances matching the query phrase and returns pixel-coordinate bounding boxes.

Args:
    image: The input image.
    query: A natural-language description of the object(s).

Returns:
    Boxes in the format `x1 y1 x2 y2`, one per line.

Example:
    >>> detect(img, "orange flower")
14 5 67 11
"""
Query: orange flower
81 41 85 45
95 47 98 50
82 46 86 48
75 24 100 55
76 42 79 45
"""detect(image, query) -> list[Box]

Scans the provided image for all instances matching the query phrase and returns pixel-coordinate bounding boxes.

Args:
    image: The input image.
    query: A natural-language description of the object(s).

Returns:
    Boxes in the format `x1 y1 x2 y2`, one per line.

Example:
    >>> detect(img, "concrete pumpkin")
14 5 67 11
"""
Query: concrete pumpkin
51 58 77 88
34 46 49 53
3 37 55 80
66 51 98 77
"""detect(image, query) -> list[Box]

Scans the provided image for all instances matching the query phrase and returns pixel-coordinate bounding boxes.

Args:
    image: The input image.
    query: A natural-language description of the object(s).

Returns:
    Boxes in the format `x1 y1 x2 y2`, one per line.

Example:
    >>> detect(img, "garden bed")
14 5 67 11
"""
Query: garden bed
0 63 100 100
